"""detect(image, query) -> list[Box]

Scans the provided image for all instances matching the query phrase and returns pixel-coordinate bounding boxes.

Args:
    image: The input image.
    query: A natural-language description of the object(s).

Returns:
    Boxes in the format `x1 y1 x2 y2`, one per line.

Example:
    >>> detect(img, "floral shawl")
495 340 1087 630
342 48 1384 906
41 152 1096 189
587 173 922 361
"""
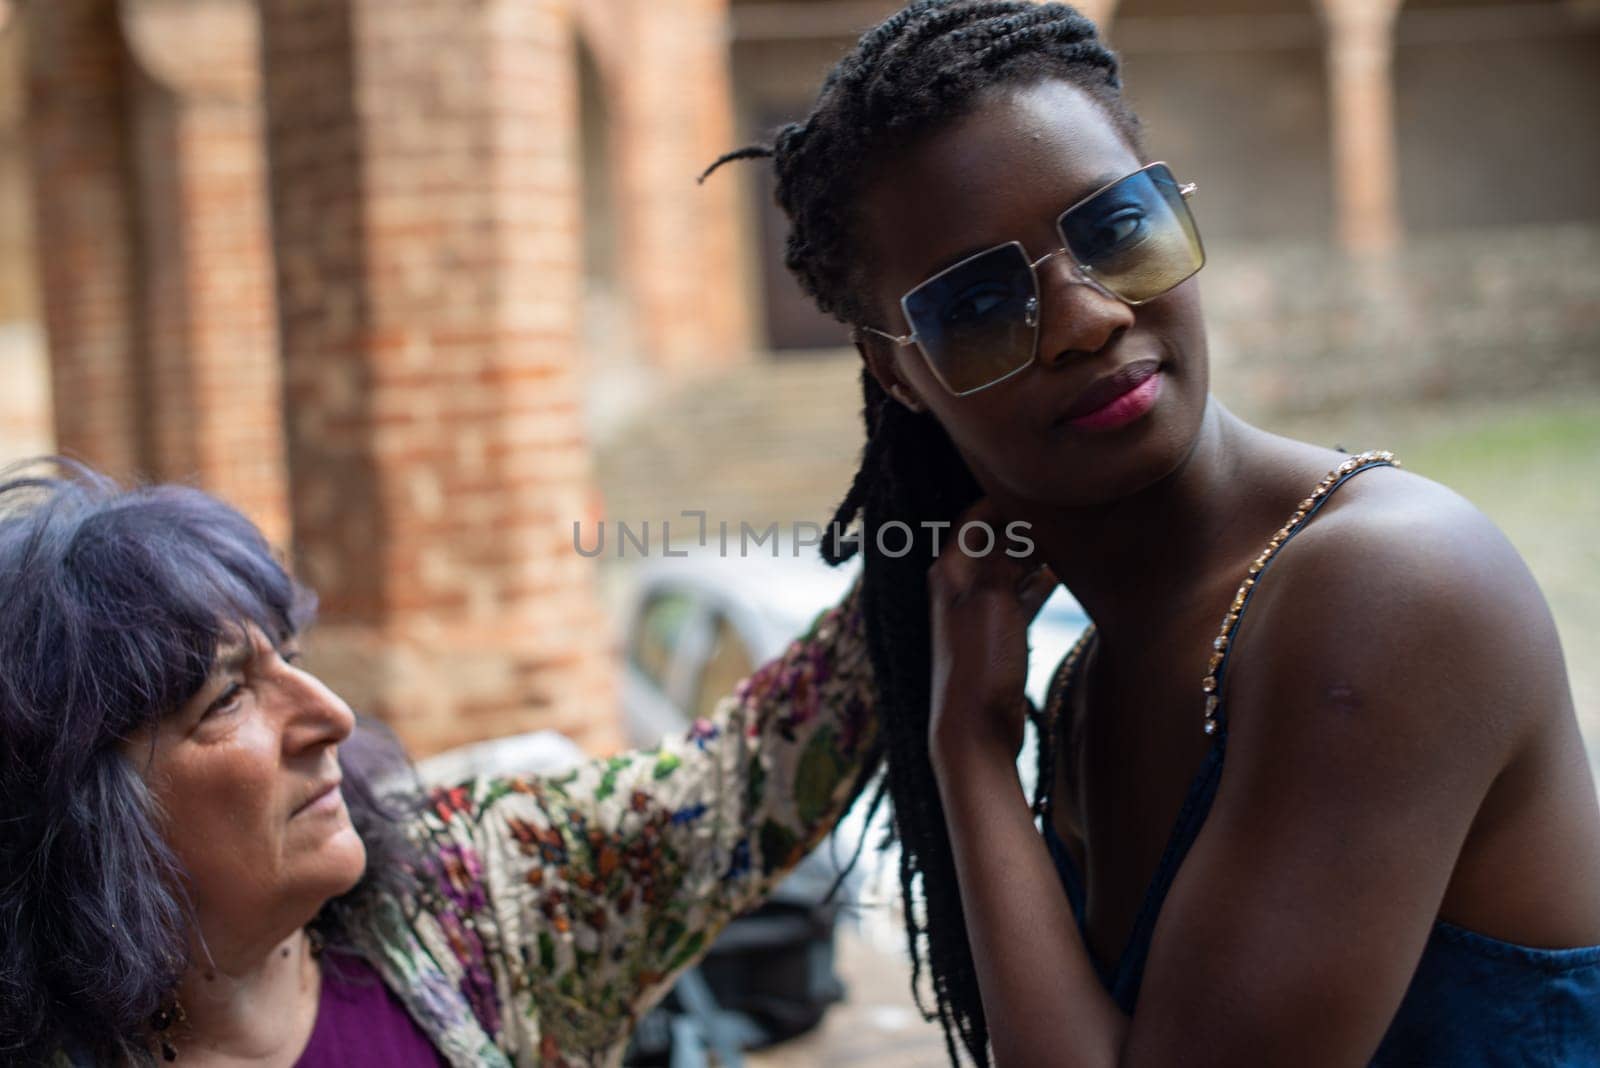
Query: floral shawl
346 583 875 1067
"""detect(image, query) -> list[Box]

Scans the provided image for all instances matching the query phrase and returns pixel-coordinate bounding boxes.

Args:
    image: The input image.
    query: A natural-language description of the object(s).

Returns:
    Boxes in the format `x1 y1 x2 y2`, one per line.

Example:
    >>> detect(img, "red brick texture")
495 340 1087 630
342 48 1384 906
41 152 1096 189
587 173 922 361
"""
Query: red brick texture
27 0 289 544
259 0 618 755
25 0 752 757
125 0 290 545
26 0 143 479
605 0 749 373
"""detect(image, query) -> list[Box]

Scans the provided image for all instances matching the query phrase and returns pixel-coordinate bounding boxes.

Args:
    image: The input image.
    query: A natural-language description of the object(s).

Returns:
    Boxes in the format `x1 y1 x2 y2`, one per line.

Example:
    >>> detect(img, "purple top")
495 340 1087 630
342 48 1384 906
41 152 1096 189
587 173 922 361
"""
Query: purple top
295 953 446 1067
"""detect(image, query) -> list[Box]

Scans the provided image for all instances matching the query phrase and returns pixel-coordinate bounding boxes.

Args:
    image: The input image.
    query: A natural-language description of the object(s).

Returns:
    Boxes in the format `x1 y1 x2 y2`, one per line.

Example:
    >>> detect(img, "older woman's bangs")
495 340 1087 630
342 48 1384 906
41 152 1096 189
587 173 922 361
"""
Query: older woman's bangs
0 460 316 743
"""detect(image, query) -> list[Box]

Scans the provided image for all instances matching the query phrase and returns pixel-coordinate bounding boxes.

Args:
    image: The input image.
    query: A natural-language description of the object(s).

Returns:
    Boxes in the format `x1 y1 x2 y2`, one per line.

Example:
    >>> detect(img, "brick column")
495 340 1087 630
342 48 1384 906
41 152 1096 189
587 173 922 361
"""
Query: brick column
1318 0 1403 254
121 0 289 544
259 0 619 755
612 0 749 373
25 0 143 477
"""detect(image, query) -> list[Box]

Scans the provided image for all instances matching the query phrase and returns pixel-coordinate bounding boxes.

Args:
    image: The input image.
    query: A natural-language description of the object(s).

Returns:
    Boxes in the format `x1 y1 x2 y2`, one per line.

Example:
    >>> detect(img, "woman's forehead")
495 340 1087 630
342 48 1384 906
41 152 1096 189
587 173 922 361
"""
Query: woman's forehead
209 620 291 671
861 80 1142 290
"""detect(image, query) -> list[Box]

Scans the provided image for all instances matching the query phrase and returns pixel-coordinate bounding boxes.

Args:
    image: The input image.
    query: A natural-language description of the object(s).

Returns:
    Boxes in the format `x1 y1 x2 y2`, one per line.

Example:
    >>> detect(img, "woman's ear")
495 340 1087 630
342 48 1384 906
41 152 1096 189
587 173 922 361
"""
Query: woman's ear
852 331 927 413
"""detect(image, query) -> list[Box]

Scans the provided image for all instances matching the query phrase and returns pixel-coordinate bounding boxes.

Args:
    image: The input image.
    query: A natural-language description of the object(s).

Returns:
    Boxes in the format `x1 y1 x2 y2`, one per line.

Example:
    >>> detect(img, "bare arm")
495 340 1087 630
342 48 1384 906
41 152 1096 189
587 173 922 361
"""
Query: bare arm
926 501 1124 1066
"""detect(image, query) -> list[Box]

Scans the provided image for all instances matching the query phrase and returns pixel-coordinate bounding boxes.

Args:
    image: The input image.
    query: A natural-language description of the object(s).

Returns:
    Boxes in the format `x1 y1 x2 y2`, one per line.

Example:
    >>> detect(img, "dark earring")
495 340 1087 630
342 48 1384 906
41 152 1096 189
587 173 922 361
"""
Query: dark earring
151 998 186 1061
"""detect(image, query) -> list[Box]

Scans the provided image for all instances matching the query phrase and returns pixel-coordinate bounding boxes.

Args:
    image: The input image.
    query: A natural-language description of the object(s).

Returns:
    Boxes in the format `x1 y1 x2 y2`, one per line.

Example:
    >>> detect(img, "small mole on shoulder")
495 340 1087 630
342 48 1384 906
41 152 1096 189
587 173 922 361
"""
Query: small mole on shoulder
1326 683 1363 715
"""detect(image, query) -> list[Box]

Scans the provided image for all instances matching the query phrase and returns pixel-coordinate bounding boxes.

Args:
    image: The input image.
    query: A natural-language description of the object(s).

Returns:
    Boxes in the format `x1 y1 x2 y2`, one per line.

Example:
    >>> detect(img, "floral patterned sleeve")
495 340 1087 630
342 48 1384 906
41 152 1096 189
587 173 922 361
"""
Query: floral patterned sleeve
395 580 875 1065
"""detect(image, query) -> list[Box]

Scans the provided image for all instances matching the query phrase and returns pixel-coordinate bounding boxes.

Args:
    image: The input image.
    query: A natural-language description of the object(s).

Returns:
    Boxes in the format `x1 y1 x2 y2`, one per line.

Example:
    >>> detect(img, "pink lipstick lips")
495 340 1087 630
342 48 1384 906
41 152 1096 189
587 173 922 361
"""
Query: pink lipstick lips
1059 362 1162 432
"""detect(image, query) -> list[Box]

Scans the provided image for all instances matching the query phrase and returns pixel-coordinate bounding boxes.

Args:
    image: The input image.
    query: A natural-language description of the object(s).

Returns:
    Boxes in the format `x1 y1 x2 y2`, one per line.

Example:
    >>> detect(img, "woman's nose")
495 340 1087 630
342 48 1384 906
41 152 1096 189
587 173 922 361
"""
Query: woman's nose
279 661 357 752
1034 257 1135 364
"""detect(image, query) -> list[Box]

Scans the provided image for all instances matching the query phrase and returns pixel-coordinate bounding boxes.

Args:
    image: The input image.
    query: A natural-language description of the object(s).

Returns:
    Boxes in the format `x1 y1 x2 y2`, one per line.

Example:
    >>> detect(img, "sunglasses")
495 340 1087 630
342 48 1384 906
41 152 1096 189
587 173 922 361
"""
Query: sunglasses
859 162 1205 396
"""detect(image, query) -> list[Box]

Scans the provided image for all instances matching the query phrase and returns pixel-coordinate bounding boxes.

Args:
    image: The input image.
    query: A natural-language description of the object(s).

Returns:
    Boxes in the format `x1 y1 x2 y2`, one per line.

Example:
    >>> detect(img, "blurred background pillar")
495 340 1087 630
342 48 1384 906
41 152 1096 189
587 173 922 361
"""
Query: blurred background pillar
608 0 749 376
24 0 143 478
1319 0 1403 255
259 0 620 754
21 0 288 544
0 3 51 459
119 0 290 545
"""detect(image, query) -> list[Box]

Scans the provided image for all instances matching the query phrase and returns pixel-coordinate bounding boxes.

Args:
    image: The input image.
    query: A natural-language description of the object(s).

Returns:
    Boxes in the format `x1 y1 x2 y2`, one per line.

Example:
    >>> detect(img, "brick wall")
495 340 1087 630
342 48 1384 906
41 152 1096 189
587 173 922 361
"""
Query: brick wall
23 0 663 756
25 0 289 542
124 0 289 544
25 0 143 478
0 15 50 464
0 15 33 328
609 0 749 375
259 0 618 756
1204 225 1600 419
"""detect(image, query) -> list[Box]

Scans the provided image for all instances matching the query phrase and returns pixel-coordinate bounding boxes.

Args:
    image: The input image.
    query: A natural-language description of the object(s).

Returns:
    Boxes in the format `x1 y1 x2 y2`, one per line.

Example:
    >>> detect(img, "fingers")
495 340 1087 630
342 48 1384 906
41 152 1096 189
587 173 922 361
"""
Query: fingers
928 497 1053 612
1016 564 1058 624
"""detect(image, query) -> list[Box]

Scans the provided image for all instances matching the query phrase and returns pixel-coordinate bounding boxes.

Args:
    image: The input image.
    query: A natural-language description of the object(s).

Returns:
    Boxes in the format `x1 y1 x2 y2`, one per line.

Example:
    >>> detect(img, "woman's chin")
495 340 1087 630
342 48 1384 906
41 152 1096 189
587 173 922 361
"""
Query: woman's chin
326 827 371 894
300 827 370 905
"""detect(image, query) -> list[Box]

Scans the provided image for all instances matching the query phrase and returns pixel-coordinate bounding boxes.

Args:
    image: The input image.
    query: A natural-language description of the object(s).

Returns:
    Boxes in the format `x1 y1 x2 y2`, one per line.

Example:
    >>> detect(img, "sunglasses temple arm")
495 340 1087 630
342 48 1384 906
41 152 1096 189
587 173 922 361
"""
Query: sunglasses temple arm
855 325 918 347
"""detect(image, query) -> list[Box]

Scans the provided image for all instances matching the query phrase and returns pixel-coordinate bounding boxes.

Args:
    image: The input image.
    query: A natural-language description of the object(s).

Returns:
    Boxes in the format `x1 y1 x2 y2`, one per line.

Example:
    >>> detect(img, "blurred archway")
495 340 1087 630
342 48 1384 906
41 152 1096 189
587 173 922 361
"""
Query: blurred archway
728 0 900 352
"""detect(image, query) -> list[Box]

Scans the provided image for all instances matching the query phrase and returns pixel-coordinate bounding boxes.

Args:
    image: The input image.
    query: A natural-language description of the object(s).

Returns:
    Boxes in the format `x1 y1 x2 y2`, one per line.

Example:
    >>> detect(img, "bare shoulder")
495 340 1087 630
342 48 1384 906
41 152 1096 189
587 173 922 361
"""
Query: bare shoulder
1279 462 1552 630
1230 461 1571 758
1293 462 1538 592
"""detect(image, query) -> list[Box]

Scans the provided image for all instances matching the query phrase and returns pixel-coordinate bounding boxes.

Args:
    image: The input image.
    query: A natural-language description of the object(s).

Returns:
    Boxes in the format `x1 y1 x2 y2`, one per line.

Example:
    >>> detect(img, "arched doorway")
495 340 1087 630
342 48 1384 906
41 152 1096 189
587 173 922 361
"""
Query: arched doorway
728 0 897 352
578 35 629 367
577 31 649 437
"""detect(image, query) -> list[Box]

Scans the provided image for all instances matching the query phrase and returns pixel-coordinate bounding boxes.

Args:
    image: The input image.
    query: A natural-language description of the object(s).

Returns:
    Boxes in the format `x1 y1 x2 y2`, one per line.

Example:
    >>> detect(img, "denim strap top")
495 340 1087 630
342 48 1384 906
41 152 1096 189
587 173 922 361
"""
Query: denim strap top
1036 454 1600 1065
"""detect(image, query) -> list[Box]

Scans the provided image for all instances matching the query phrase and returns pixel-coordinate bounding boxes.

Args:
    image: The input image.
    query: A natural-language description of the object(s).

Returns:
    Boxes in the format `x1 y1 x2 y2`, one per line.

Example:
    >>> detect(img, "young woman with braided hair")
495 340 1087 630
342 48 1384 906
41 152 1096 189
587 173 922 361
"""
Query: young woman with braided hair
704 2 1600 1064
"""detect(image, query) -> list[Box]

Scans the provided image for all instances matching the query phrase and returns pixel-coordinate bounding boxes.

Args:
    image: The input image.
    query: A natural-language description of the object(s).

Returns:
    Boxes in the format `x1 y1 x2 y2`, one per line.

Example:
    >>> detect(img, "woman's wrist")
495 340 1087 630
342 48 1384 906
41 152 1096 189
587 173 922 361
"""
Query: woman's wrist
930 714 1025 794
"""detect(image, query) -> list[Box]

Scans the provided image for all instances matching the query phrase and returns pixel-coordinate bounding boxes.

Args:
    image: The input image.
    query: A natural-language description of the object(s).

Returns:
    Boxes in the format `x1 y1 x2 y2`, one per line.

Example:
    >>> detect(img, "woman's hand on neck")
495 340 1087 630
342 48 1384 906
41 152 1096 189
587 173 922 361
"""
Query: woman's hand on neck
988 399 1271 640
168 926 322 1067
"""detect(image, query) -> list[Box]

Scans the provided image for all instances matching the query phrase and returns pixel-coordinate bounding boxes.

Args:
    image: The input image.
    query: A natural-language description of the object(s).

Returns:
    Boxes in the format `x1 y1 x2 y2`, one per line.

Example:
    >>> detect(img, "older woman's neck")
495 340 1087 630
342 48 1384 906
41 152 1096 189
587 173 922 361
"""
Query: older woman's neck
167 927 321 1066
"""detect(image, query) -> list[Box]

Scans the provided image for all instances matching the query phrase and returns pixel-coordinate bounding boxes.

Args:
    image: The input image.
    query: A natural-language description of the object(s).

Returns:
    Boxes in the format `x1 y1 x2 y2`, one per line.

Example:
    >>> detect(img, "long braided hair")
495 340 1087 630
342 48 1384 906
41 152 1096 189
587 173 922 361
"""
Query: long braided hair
702 3 1143 1062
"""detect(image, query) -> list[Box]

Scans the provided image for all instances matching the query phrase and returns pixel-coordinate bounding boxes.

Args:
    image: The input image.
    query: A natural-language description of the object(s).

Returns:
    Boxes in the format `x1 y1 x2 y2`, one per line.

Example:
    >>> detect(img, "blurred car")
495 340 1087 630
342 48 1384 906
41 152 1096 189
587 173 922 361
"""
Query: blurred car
621 551 858 748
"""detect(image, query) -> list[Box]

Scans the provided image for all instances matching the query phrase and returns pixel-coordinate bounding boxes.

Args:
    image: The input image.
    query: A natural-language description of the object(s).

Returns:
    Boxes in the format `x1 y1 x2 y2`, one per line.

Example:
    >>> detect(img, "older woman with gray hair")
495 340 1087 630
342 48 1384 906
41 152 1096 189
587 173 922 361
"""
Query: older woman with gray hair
0 460 920 1066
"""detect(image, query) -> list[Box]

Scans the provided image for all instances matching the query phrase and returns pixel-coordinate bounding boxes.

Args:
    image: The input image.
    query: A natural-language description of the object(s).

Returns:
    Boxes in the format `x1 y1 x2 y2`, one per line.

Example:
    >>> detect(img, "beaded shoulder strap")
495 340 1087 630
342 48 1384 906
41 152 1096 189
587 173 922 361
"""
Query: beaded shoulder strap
1033 449 1399 820
1199 450 1397 734
1035 624 1096 820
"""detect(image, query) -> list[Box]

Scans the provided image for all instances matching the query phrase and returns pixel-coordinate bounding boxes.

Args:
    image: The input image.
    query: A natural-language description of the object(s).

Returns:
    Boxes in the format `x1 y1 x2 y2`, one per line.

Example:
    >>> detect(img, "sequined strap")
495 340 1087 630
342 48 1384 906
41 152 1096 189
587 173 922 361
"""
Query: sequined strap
1200 450 1398 735
1034 623 1096 820
1032 449 1401 820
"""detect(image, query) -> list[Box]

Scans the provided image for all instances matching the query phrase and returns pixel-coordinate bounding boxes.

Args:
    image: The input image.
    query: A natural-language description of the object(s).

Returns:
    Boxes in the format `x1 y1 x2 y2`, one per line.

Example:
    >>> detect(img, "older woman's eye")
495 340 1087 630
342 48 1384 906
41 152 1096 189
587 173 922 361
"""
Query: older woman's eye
204 683 244 719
